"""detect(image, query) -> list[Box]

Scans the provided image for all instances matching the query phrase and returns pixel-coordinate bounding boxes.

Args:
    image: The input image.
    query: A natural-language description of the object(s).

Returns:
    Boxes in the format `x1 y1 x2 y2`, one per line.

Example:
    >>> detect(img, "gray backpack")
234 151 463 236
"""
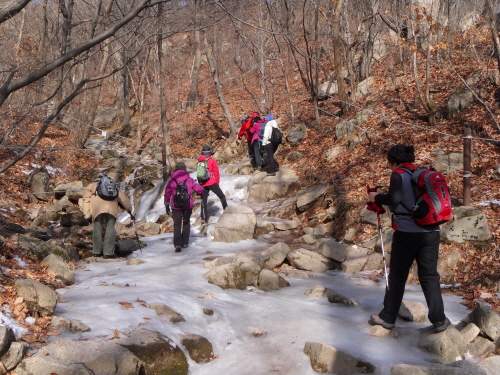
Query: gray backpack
96 176 118 200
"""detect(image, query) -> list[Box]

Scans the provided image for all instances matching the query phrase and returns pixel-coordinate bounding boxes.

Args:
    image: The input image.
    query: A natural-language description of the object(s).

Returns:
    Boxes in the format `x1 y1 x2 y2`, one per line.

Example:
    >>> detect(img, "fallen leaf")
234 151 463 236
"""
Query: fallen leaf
114 329 120 338
119 301 134 309
136 298 146 303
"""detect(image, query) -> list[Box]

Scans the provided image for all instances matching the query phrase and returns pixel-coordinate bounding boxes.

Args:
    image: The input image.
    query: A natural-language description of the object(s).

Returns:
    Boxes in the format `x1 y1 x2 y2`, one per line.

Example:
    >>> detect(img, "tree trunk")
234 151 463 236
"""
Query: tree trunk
202 26 237 138
185 0 202 112
332 0 349 115
487 0 500 78
0 0 30 25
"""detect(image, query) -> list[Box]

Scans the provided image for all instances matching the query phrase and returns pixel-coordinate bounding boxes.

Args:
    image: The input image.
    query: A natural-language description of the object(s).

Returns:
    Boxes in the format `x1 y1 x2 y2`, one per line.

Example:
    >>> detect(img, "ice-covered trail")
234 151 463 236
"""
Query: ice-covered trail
54 165 469 375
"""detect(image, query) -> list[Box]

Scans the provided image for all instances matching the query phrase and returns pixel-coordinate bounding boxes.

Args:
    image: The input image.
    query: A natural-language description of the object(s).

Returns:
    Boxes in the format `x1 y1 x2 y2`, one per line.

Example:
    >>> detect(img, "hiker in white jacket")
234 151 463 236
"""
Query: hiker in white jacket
262 114 280 176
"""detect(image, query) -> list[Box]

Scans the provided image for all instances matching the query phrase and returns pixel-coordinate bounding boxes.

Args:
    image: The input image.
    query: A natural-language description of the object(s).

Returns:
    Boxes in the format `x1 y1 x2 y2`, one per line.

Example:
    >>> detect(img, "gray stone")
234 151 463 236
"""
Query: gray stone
287 249 333 273
261 242 290 269
279 269 310 279
316 239 349 262
247 166 300 204
203 264 247 290
286 123 306 144
391 360 488 375
53 181 84 200
305 285 358 306
274 218 300 231
268 196 297 219
0 327 15 357
432 152 475 175
458 323 480 345
468 303 500 341
42 254 75 286
398 301 427 322
116 329 188 375
467 336 496 358
50 316 90 333
27 168 50 203
258 269 280 290
417 324 466 364
341 246 373 273
15 338 141 375
15 235 72 261
126 258 144 265
204 256 233 269
249 327 268 337
0 341 28 372
296 183 329 212
304 342 376 374
115 239 141 257
213 206 256 242
179 333 214 363
478 356 500 375
149 302 185 323
15 279 58 317
441 209 491 243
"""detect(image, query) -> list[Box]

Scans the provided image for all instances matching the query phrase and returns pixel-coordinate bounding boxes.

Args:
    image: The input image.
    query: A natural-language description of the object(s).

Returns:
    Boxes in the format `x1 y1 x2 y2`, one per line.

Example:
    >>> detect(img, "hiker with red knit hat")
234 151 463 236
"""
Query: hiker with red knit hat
197 145 228 224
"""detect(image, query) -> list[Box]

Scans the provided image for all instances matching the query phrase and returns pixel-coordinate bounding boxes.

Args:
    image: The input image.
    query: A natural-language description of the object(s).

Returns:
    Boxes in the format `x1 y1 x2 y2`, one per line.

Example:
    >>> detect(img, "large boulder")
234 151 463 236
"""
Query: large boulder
1 341 28 373
391 360 488 375
15 279 58 317
247 166 300 204
268 196 298 219
116 329 189 375
286 123 306 144
213 206 256 242
304 342 375 374
261 242 290 269
296 183 329 212
441 207 491 243
27 168 50 203
286 249 333 273
468 303 500 341
0 327 15 357
203 264 247 290
149 302 185 323
42 254 75 286
417 324 466 364
16 339 141 375
179 333 214 363
15 235 73 261
53 181 85 200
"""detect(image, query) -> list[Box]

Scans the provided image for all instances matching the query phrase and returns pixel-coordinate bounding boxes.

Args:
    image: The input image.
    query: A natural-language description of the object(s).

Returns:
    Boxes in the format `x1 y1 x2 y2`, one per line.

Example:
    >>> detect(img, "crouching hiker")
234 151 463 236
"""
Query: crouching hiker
83 174 134 259
367 144 450 333
164 162 204 253
197 145 228 224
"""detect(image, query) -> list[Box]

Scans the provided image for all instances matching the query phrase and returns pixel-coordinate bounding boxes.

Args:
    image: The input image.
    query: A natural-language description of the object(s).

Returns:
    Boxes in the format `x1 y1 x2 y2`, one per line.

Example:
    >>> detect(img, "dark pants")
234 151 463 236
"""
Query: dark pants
379 231 446 324
247 141 255 168
201 184 227 221
252 141 262 168
172 208 193 247
265 143 279 173
93 213 116 256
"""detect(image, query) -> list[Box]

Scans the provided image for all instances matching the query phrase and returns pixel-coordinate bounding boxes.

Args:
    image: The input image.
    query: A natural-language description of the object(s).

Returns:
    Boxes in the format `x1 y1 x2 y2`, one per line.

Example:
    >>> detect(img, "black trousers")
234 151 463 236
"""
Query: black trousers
265 143 279 173
247 141 255 168
172 208 192 247
252 141 262 168
201 184 228 221
379 230 446 324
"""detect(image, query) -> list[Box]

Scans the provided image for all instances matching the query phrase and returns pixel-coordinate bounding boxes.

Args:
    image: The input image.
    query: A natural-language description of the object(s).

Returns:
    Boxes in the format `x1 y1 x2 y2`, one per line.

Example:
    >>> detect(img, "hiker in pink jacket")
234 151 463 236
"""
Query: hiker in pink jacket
164 161 204 252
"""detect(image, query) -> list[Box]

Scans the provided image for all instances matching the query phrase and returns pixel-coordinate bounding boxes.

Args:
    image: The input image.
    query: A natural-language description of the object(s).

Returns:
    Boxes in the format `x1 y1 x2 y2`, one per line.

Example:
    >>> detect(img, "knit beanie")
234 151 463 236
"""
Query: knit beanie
201 145 213 156
174 161 187 171
265 114 274 121
387 144 415 164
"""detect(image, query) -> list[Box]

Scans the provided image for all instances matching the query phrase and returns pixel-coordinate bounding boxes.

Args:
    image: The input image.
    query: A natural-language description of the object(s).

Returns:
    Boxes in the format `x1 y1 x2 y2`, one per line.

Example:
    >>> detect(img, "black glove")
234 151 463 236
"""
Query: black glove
86 217 92 224
128 211 135 221
165 203 171 216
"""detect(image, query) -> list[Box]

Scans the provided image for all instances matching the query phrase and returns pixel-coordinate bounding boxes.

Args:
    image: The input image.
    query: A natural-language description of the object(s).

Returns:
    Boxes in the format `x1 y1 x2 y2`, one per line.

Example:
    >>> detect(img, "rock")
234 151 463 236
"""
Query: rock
258 269 280 290
341 246 373 273
326 145 345 161
53 180 84 200
478 356 500 375
0 327 15 357
304 285 358 306
149 302 185 323
261 242 290 269
203 308 214 316
247 166 300 204
458 323 480 345
304 342 376 374
42 254 75 286
468 303 500 341
316 239 349 262
179 333 214 363
126 258 144 265
287 249 333 273
391 360 488 375
50 316 90 333
274 218 300 231
15 338 141 375
398 301 427 322
336 110 370 139
115 239 141 257
441 207 491 243
432 152 475 175
296 183 329 212
213 206 256 242
299 234 320 244
286 123 306 144
467 335 496 358
369 325 397 338
268 196 297 219
279 269 310 279
0 235 6 250
15 235 72 261
15 279 58 317
203 264 247 290
27 168 50 203
417 324 466 364
60 212 88 227
249 327 268 337
446 87 485 119
116 329 189 375
204 256 233 269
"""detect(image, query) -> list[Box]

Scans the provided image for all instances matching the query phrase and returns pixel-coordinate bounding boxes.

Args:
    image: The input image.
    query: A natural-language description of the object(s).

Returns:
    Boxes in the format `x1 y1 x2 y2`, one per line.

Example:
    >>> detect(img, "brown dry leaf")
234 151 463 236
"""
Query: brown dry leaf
202 292 215 298
136 298 146 303
46 329 61 336
143 317 151 320
114 329 120 338
58 299 69 303
118 301 133 309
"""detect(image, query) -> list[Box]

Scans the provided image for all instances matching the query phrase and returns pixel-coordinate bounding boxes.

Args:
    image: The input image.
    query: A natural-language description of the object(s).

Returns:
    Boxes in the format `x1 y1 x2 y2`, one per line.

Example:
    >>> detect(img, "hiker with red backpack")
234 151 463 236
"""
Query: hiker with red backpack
164 162 204 252
367 144 451 333
261 114 282 176
197 145 228 224
238 112 259 168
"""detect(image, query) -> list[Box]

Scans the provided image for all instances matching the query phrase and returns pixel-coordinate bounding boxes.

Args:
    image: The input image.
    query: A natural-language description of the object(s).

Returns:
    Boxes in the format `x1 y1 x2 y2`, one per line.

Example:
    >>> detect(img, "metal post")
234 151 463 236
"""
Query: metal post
463 126 472 206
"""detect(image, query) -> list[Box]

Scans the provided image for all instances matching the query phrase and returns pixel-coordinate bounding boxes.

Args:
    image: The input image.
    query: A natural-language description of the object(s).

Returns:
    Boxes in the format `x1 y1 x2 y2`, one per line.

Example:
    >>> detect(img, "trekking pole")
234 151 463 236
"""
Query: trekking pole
367 185 389 291
131 219 142 253
376 212 389 291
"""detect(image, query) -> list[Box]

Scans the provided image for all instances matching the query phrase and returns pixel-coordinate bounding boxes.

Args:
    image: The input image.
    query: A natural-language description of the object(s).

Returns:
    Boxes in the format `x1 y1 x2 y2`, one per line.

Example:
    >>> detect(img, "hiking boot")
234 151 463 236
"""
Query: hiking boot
267 172 276 176
93 253 103 257
369 314 395 330
201 219 206 224
103 254 118 259
433 318 451 333
175 246 182 253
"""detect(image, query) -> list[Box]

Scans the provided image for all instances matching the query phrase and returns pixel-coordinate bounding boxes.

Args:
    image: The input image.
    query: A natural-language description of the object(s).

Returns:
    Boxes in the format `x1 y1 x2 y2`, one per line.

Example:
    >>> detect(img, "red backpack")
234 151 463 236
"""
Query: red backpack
397 167 452 226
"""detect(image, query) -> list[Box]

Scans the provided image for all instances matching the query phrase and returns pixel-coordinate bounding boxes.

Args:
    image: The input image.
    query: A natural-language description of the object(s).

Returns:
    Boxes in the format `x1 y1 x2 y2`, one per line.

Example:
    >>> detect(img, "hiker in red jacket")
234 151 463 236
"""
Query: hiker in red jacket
197 145 228 224
238 112 259 168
